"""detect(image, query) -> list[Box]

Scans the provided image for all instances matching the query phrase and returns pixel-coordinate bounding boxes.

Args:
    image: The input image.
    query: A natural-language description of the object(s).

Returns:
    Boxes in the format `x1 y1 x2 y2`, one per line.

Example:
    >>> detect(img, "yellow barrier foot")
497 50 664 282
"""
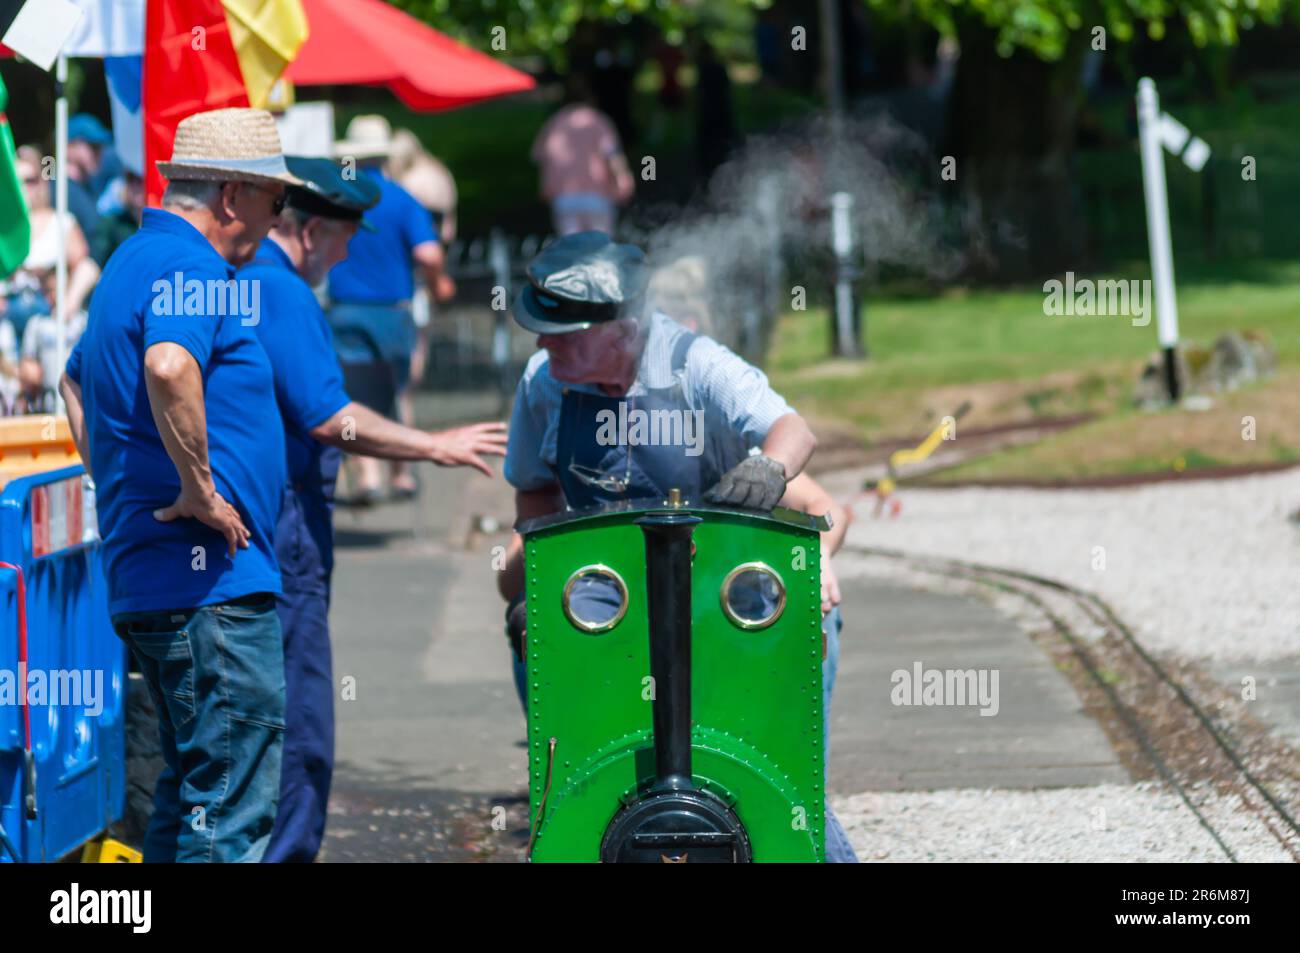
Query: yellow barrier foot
81 837 143 863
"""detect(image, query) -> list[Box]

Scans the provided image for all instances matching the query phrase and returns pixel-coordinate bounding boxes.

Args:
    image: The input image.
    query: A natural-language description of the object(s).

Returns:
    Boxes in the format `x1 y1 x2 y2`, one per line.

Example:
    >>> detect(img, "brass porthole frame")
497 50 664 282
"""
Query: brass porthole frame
562 564 629 634
720 561 787 631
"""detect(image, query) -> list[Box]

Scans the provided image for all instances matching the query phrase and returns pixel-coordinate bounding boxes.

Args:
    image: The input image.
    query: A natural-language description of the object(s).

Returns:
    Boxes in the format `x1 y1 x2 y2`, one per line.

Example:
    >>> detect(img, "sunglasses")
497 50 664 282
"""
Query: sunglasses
268 189 288 216
234 181 287 216
567 459 632 494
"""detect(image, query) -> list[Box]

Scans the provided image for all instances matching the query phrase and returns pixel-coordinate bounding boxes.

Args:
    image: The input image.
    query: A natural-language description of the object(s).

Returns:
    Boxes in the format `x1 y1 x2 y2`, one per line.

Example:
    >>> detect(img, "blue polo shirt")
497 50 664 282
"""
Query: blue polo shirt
242 238 350 567
326 168 437 304
66 208 285 616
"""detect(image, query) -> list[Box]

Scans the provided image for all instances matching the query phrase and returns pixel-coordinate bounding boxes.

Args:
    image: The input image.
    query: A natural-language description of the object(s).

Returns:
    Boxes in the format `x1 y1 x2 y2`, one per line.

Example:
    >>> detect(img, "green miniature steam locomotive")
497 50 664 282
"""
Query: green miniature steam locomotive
519 492 830 863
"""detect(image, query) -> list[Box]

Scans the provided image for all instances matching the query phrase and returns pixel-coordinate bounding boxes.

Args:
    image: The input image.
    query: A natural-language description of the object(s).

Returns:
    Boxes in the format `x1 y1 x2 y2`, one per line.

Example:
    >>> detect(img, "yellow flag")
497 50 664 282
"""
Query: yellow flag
222 0 309 110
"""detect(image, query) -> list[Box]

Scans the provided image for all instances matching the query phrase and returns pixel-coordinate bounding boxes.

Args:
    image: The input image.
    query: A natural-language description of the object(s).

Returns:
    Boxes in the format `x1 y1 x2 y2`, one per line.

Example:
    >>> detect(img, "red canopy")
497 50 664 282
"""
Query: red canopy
286 0 534 111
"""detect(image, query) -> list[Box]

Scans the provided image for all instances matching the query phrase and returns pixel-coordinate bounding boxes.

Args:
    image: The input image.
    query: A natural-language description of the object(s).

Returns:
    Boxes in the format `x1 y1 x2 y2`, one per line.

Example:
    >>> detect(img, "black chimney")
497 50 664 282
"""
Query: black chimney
635 512 699 789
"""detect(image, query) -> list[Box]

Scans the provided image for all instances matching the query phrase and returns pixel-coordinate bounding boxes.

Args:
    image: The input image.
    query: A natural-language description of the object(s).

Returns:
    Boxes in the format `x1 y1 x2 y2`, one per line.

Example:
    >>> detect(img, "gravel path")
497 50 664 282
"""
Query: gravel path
831 469 1300 664
832 783 1294 863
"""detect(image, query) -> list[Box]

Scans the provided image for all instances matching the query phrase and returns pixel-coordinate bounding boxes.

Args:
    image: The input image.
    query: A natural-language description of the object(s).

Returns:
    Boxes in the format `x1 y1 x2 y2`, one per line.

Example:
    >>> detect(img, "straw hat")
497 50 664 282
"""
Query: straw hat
333 114 397 161
156 108 303 188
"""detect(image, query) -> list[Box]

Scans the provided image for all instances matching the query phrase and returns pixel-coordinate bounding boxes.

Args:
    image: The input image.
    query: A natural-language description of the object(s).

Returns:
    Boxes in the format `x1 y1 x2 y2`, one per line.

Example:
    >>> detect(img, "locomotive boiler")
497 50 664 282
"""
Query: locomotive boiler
519 491 830 862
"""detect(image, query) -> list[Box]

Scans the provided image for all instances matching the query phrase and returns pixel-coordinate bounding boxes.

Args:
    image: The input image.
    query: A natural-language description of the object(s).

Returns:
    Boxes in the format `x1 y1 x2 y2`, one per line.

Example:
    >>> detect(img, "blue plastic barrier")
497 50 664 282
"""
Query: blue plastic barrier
0 465 126 862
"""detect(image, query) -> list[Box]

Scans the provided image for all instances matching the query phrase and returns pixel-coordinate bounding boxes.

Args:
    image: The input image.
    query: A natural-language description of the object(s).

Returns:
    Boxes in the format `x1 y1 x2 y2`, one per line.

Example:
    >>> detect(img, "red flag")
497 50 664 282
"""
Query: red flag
143 0 249 205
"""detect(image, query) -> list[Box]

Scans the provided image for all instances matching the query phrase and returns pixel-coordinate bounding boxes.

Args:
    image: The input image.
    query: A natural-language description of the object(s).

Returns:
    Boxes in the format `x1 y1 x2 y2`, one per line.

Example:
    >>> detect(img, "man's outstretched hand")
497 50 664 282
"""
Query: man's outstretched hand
154 485 251 557
704 455 787 511
428 421 508 477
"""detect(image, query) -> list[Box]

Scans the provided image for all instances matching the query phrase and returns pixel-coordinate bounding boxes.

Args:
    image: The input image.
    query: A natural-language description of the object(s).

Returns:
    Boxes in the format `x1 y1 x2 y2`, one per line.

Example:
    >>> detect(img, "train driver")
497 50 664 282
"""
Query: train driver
496 230 858 862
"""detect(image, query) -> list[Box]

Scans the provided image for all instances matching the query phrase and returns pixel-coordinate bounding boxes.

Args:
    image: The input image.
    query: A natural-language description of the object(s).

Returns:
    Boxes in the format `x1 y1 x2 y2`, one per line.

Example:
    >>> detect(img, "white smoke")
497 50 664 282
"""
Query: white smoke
629 112 962 355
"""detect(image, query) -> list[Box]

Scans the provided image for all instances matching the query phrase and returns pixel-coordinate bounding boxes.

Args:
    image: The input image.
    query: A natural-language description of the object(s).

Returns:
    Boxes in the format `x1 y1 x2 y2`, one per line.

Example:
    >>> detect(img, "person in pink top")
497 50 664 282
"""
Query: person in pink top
531 76 636 236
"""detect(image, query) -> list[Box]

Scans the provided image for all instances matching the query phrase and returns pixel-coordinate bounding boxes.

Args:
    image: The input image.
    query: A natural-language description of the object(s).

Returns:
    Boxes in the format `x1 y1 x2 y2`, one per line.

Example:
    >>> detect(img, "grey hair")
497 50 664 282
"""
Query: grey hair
161 179 222 211
276 206 311 231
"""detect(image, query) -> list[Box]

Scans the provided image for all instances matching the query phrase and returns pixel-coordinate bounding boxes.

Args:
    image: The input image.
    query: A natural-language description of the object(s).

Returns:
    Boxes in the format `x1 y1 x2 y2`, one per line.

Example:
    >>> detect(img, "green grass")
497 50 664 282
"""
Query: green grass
769 262 1300 477
929 406 1300 482
773 262 1300 403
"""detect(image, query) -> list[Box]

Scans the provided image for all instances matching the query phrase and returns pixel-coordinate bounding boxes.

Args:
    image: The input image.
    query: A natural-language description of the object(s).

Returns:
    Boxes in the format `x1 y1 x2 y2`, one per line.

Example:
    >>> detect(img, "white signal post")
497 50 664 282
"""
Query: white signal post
830 191 863 358
1136 77 1212 403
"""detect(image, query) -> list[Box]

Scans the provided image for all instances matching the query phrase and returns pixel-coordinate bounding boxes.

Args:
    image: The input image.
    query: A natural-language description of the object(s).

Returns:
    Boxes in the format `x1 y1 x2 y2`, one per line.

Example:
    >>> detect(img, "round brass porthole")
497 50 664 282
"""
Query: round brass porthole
562 564 629 634
720 562 786 630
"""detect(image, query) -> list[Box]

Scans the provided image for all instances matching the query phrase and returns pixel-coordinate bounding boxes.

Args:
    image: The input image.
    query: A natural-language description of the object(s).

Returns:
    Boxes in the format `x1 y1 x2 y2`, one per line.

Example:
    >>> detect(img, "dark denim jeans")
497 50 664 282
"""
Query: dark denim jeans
329 301 415 393
821 607 859 863
113 593 285 863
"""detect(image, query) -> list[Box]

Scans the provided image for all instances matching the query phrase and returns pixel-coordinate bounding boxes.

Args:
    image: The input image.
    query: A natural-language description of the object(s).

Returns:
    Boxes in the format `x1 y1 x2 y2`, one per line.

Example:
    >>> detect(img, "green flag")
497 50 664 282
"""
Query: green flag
0 74 31 279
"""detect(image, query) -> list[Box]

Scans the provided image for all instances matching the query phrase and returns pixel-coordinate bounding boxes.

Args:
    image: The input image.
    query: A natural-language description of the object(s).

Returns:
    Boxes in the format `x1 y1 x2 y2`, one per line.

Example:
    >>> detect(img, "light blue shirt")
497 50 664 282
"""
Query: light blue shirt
504 312 795 492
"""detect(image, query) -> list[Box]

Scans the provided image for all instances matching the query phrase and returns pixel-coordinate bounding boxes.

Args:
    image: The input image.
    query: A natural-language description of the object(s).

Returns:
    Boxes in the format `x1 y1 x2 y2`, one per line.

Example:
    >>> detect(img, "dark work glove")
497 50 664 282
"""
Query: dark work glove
505 594 527 662
704 455 787 511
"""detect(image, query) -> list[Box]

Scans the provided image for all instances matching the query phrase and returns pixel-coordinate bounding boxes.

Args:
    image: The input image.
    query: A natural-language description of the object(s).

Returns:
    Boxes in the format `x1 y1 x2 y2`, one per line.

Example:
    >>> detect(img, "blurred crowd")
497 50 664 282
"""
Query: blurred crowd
0 112 460 456
3 62 703 440
0 115 138 415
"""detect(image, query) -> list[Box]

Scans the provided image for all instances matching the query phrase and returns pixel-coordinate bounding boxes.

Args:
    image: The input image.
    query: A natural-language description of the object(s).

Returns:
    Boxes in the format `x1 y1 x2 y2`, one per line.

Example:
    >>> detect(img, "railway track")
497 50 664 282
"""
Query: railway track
844 544 1300 863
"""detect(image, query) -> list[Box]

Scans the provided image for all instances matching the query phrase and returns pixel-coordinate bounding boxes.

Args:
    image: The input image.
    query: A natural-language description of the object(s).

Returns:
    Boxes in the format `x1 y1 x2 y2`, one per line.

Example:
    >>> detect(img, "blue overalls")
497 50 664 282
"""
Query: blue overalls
264 449 341 862
244 237 349 863
514 333 858 862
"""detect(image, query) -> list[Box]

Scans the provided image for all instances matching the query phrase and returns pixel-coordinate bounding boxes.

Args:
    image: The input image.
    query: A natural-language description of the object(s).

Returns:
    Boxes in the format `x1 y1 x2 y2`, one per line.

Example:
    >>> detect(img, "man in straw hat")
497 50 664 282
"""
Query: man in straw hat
242 156 506 862
328 115 456 501
61 107 303 862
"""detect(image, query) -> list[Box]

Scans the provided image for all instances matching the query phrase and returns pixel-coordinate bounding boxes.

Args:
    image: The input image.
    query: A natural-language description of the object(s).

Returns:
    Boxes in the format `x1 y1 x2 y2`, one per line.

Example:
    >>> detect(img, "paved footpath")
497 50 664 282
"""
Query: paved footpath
317 457 1184 862
322 462 529 861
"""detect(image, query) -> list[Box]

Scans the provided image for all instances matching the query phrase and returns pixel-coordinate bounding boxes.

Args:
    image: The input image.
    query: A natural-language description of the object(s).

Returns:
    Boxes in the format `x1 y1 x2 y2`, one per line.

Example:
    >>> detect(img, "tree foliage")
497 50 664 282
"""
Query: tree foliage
870 0 1299 60
389 0 1298 65
388 0 761 62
